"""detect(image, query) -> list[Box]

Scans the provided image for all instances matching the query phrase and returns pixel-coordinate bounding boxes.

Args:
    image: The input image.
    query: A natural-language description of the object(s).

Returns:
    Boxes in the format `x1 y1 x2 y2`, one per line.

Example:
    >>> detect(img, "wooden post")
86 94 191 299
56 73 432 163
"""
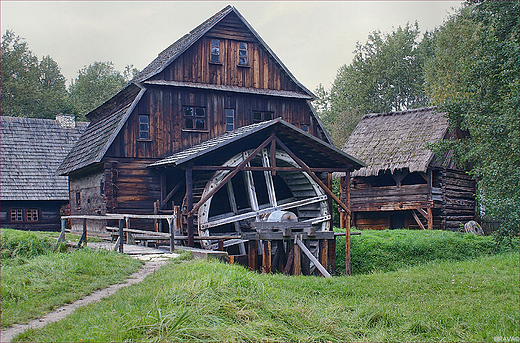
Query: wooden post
56 218 66 247
77 218 87 248
293 238 301 276
427 207 433 230
186 168 194 247
345 171 351 276
327 238 336 275
296 239 331 278
118 218 124 253
319 239 328 272
248 239 258 271
262 240 272 273
168 218 174 253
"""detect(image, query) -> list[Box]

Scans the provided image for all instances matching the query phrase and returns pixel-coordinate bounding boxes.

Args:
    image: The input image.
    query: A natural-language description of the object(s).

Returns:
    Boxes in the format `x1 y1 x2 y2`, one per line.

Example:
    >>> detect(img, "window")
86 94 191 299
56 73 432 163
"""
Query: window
226 109 235 131
301 124 309 133
184 106 206 130
10 209 23 222
211 39 220 63
75 192 81 207
139 115 150 140
238 42 248 65
253 111 273 123
26 209 39 222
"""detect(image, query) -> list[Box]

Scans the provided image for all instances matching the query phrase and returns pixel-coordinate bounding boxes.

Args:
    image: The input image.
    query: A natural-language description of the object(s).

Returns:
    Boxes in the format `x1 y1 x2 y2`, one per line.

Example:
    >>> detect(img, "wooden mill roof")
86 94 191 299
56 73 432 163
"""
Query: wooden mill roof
341 107 449 177
150 118 365 170
1 116 87 201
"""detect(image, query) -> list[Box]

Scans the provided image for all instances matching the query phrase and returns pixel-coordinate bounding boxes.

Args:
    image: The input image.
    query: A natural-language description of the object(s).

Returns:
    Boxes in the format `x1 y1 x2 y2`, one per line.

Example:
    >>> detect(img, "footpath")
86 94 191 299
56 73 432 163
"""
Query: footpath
0 243 179 343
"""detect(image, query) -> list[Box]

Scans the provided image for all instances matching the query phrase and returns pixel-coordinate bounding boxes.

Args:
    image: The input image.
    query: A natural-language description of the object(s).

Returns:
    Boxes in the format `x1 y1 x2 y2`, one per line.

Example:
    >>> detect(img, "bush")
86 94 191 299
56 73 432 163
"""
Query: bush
335 229 516 275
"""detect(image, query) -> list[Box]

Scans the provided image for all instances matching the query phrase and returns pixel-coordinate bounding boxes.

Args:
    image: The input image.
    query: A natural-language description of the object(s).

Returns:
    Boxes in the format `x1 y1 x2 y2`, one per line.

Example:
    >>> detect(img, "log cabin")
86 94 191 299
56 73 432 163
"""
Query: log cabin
56 5 365 265
340 107 477 231
0 115 87 231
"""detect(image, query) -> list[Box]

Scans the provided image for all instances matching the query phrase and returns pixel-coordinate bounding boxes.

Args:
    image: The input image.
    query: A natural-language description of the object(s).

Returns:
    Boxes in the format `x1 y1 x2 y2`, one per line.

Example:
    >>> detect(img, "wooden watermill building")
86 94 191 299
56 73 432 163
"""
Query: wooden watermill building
340 107 477 231
57 6 365 273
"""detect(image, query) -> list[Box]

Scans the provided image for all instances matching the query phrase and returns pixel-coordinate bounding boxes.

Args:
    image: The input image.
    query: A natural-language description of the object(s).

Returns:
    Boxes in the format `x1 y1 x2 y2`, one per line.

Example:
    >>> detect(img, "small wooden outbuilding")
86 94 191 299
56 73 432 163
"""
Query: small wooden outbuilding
0 115 87 231
340 107 477 231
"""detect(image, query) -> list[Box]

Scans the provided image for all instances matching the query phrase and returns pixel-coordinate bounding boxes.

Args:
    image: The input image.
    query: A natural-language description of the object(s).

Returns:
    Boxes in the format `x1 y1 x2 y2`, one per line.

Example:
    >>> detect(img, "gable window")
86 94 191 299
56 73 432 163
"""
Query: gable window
139 115 150 140
238 42 248 65
301 124 309 133
226 109 235 131
253 111 273 123
184 106 206 130
10 209 23 222
26 209 39 222
211 39 220 63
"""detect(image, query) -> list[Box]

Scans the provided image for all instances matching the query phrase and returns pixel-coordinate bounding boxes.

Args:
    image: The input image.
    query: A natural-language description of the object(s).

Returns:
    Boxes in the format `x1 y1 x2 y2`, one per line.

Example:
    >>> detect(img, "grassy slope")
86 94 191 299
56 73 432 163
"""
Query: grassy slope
1 229 142 328
15 252 519 342
336 229 516 274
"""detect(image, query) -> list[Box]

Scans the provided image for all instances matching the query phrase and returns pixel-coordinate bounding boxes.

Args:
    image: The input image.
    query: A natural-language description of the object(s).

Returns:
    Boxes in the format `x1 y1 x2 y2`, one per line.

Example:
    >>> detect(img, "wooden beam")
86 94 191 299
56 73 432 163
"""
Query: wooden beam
345 171 351 276
411 210 426 230
161 179 184 208
200 195 327 229
262 240 272 273
275 137 351 215
296 239 331 278
188 133 275 217
192 165 351 173
186 168 194 247
427 207 433 230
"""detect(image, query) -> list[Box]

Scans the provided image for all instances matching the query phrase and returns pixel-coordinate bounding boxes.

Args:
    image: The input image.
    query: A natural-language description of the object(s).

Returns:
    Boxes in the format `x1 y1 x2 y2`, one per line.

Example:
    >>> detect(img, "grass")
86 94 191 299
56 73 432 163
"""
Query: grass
335 228 518 275
13 251 519 342
1 229 143 329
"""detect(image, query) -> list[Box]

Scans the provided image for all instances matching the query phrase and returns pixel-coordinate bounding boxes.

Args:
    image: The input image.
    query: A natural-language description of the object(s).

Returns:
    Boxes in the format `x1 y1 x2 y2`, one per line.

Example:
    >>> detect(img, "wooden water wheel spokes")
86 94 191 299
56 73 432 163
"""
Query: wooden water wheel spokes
193 149 331 253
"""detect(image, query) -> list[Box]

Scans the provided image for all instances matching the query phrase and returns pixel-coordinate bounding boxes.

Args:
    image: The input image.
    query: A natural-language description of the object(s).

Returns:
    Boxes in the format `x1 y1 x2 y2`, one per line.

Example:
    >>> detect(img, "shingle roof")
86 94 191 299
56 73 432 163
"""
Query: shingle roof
341 107 449 177
150 118 365 170
1 116 87 201
57 84 144 175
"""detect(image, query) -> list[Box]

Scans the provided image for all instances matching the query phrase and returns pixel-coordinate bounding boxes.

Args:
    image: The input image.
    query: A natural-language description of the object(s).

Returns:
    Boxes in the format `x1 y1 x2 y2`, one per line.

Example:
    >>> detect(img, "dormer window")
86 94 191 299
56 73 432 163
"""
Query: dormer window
211 39 220 63
238 42 248 65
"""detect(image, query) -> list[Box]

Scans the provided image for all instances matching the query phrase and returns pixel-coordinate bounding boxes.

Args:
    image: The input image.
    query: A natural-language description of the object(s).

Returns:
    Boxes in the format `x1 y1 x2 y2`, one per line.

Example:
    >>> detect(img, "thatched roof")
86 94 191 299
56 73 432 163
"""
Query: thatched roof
341 107 449 177
1 116 87 201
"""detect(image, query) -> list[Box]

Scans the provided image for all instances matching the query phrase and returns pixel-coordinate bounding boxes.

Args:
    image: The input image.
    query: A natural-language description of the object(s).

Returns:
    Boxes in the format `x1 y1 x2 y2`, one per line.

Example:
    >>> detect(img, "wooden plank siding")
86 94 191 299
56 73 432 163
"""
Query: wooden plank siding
105 88 322 160
150 17 303 94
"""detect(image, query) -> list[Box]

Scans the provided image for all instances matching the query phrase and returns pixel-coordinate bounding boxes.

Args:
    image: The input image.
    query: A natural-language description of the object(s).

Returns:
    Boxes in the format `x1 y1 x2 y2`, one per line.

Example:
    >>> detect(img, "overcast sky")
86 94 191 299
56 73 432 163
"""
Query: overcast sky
1 1 463 92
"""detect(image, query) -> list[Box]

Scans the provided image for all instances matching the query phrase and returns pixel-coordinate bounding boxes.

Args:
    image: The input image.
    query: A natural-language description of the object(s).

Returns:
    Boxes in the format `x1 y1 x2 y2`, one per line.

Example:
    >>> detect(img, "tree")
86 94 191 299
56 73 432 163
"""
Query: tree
425 0 519 243
1 30 69 118
317 22 433 147
68 61 134 120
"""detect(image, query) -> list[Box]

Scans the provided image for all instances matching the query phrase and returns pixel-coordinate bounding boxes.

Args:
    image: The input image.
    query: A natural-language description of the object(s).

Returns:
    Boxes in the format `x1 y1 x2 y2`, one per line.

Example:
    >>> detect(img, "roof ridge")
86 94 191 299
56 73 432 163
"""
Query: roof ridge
363 106 439 119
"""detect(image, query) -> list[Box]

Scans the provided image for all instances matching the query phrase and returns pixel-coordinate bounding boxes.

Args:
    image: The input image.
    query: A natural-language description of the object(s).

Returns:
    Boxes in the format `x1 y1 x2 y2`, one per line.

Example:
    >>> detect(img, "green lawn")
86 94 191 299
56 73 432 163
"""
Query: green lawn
1 229 142 328
14 251 519 342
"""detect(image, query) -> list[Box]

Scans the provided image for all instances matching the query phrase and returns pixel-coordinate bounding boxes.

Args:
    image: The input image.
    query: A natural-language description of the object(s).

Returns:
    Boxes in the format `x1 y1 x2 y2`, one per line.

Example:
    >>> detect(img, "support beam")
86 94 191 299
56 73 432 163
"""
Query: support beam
345 171 351 276
188 133 275 216
186 168 194 247
162 179 184 208
275 137 351 215
296 239 331 278
412 210 426 230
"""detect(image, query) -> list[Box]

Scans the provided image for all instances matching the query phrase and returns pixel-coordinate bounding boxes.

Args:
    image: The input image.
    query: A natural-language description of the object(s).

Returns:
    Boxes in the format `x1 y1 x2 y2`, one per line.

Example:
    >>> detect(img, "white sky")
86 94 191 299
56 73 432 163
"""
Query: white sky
1 1 462 92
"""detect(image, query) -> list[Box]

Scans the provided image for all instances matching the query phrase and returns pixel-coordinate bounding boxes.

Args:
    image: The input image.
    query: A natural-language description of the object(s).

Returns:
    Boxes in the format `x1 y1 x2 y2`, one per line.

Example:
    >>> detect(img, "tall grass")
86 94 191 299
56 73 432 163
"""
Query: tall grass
335 229 518 275
1 229 142 328
14 252 519 342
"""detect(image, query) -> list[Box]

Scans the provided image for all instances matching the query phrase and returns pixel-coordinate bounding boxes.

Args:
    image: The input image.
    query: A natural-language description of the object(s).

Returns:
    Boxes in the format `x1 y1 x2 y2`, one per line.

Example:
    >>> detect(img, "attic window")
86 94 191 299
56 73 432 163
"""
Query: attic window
301 125 309 133
139 115 150 140
184 106 206 130
238 42 248 65
211 39 220 63
253 111 273 123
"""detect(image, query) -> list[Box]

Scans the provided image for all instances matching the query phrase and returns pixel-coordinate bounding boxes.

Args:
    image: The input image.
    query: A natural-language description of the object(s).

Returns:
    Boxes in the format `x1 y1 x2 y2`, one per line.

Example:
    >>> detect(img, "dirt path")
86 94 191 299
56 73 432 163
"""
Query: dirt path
1 252 177 343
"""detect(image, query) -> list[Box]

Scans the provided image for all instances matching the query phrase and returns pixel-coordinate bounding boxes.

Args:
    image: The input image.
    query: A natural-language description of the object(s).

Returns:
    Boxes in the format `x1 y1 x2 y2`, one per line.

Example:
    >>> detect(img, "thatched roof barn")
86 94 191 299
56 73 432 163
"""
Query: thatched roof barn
0 115 87 230
341 107 477 231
